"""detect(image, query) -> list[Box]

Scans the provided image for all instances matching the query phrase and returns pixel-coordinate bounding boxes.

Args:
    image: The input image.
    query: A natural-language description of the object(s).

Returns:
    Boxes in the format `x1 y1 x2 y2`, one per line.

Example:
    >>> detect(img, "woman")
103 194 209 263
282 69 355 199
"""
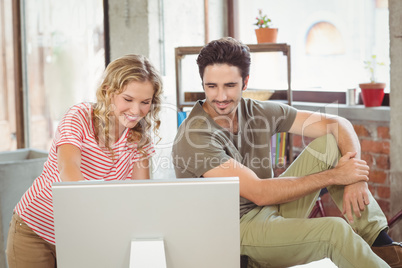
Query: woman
6 54 163 268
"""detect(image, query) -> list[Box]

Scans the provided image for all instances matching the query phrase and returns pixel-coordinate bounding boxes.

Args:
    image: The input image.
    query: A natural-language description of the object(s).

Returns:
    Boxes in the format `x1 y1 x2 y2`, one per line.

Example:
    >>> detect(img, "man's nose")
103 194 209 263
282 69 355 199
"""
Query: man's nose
216 88 227 101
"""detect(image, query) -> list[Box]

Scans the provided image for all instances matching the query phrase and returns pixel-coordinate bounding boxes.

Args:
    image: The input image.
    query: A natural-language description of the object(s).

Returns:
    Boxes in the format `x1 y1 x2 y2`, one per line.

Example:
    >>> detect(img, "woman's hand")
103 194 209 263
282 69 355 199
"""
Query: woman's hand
131 157 150 180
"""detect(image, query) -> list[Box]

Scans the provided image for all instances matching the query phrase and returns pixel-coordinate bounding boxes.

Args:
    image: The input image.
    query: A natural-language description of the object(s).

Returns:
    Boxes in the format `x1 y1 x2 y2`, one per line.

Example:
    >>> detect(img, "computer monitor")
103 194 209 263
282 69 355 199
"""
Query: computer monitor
52 178 240 268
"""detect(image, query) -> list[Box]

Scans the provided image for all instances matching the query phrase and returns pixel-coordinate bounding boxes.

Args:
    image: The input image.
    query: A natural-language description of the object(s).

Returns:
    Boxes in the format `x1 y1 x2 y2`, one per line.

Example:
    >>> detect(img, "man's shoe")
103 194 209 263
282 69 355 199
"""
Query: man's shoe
372 242 402 268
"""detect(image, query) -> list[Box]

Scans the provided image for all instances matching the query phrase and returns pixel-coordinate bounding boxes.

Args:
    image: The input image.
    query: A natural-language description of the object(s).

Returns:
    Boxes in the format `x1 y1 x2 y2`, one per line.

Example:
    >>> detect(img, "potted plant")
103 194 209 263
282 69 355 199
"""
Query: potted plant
359 55 386 107
254 9 278 44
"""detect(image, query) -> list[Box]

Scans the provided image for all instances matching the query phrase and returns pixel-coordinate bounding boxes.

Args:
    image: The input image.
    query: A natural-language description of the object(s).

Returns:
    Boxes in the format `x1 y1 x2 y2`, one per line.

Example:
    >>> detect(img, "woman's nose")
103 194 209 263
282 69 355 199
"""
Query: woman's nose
130 102 141 115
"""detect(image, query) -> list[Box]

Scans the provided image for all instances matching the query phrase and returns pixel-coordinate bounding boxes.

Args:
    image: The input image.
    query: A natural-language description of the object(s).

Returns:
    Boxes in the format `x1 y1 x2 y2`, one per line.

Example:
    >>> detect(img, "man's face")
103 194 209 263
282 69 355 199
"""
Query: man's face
202 63 248 118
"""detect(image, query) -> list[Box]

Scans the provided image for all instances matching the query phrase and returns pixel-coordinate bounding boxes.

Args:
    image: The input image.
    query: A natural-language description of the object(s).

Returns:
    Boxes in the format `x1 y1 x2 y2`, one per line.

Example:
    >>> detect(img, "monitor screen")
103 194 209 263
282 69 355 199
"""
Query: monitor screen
52 178 240 268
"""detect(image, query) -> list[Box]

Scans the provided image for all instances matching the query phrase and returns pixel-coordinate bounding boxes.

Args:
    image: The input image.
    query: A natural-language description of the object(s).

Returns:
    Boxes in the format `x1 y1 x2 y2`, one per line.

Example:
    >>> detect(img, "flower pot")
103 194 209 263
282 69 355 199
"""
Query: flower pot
255 28 278 43
359 83 386 107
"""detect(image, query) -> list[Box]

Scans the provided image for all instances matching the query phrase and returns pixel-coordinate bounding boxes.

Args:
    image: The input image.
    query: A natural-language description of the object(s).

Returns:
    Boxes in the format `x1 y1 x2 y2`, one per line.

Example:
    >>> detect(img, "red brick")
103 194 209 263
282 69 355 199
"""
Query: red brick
375 155 390 170
361 153 373 167
377 186 391 199
360 140 390 154
376 199 390 215
354 125 370 137
377 126 390 139
369 170 387 184
293 135 302 148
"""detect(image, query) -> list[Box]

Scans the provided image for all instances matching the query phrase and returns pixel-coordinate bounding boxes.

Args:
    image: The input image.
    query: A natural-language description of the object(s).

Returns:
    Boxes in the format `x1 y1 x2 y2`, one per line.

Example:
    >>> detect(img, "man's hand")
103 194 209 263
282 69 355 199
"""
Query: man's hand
332 152 369 185
342 181 370 223
334 152 370 223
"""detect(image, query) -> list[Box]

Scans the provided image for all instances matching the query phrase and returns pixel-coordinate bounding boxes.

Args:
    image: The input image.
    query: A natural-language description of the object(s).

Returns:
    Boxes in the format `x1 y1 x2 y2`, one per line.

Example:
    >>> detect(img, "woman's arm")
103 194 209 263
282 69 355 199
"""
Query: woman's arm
57 144 85 182
131 158 150 180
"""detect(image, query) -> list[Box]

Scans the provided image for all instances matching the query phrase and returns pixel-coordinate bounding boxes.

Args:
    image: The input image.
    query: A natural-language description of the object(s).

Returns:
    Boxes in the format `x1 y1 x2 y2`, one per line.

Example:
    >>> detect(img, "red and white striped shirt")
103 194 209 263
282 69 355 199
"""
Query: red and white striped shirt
14 102 155 244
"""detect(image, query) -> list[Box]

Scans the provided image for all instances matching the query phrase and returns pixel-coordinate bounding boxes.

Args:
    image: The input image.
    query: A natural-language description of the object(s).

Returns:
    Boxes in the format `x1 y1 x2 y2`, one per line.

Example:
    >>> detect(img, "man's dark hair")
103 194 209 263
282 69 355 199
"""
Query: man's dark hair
196 37 251 83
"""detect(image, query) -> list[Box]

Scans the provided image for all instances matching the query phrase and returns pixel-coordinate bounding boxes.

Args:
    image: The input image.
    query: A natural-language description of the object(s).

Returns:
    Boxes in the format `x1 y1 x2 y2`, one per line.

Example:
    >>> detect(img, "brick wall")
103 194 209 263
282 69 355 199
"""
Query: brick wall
290 120 391 220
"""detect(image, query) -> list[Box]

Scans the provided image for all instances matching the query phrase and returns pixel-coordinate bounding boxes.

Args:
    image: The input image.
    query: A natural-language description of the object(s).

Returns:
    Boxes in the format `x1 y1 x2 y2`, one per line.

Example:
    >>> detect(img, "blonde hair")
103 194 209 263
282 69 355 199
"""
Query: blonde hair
93 54 163 155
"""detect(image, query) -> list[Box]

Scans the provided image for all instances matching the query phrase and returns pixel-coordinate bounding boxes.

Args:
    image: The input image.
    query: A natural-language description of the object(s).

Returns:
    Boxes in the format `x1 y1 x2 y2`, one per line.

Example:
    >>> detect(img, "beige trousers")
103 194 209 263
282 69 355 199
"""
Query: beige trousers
240 134 389 268
6 213 57 268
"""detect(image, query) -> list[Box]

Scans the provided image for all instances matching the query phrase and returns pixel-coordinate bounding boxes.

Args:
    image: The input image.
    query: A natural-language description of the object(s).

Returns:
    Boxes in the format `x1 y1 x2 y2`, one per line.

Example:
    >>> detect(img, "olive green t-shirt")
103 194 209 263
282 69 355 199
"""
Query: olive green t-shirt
172 98 297 217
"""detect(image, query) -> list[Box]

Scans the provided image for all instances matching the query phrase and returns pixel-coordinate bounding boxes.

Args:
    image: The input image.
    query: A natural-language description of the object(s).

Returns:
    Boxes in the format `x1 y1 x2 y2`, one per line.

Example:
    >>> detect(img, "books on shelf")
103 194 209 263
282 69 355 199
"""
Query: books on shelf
271 132 287 167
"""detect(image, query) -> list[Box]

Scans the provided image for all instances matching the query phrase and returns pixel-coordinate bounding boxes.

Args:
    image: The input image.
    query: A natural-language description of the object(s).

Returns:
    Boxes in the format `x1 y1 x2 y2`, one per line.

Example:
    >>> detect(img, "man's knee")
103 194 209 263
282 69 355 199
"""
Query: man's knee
308 134 337 152
306 134 340 168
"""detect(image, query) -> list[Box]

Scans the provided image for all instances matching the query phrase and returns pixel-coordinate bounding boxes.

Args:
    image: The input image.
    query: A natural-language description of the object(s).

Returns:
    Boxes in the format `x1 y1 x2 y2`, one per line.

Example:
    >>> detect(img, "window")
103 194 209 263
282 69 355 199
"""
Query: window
237 0 390 93
22 0 105 150
0 0 17 151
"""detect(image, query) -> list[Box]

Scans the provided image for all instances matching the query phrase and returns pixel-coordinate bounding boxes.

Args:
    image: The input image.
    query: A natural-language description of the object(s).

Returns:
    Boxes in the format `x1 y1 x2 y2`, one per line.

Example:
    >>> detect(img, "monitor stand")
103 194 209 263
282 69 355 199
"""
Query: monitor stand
129 238 167 268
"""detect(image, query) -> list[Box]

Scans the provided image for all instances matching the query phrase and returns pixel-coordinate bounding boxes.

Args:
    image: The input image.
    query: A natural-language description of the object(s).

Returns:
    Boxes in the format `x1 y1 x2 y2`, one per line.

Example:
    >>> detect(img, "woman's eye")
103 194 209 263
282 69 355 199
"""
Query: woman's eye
124 98 132 102
142 102 151 105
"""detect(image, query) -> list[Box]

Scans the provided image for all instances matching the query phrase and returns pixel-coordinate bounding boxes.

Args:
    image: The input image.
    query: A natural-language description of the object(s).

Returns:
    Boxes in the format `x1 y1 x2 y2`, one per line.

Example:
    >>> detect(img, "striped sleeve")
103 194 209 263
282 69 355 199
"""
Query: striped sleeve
54 105 89 151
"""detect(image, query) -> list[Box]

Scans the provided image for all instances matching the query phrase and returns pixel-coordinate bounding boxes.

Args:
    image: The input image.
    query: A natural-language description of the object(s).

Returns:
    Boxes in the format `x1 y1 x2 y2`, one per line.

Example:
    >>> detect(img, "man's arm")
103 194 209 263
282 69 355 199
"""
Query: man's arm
288 110 359 157
289 110 370 223
204 151 368 206
204 110 369 222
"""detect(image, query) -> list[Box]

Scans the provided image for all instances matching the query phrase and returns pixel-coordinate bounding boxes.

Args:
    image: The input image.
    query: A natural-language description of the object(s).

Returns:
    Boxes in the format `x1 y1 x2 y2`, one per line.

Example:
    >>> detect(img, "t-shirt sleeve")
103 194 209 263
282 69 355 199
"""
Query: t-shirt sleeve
54 106 88 151
264 101 297 134
172 121 230 178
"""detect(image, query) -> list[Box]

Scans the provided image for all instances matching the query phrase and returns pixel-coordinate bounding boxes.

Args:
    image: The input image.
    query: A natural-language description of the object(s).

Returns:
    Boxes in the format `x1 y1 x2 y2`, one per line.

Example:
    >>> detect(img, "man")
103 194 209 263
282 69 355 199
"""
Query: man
172 37 401 267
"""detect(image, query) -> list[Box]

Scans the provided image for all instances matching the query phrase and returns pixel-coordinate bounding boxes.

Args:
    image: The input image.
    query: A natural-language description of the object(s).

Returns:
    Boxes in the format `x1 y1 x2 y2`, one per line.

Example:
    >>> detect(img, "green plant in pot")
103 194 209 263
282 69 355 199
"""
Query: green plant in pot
359 55 386 107
254 9 278 44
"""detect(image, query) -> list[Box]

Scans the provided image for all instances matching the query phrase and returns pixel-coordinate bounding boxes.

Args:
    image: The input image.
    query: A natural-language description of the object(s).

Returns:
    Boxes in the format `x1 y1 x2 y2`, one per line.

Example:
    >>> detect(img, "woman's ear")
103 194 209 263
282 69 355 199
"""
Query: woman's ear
102 85 109 96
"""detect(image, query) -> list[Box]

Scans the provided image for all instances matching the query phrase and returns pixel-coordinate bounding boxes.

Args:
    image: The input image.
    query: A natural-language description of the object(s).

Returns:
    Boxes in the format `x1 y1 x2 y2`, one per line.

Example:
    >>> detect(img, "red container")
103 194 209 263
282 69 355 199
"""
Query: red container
359 83 386 107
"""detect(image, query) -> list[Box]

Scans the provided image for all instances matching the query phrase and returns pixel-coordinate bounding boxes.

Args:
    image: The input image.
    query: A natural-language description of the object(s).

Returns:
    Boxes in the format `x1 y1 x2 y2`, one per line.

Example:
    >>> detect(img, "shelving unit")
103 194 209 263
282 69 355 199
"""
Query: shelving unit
174 43 294 163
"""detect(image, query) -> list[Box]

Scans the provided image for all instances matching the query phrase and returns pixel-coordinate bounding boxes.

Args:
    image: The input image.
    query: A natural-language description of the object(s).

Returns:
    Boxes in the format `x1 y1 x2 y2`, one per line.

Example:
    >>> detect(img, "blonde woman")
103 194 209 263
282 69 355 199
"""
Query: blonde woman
6 54 163 268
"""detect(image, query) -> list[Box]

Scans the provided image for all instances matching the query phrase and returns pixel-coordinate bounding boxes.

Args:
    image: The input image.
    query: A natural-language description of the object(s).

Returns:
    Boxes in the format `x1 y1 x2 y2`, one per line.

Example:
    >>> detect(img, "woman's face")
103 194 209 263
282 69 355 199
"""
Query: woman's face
111 80 154 130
